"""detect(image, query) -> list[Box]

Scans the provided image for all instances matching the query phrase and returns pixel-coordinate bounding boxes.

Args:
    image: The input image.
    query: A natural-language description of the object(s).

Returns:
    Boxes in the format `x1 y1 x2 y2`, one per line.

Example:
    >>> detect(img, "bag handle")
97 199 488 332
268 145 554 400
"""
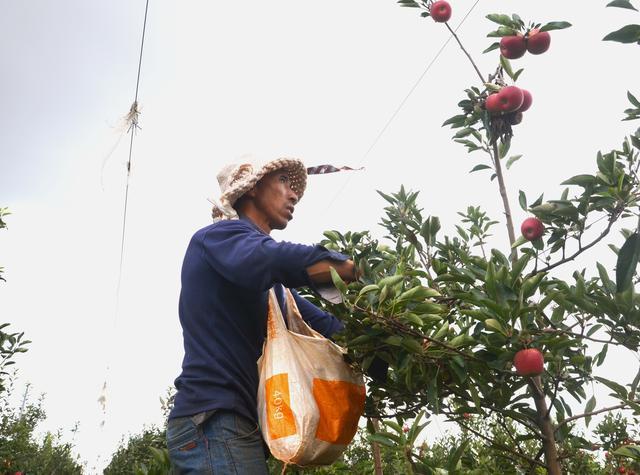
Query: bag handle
266 288 289 340
283 288 324 339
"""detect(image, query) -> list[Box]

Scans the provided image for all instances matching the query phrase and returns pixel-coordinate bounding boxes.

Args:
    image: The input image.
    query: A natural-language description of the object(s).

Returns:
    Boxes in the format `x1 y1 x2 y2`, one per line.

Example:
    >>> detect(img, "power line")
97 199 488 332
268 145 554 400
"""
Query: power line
322 0 482 214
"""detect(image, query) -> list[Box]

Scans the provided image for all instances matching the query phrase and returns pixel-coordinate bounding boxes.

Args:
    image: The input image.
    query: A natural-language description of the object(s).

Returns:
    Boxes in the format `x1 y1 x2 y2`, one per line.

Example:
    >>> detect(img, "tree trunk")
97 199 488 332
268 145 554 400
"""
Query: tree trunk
370 418 384 475
529 376 562 475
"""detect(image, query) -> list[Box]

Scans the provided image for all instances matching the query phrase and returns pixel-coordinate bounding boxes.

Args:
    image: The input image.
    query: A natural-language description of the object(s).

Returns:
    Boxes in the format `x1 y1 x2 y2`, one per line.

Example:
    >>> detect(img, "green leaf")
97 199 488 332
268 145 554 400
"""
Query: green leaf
482 42 500 54
584 395 596 427
446 439 470 472
597 262 616 294
487 26 519 38
506 154 523 170
330 267 347 294
470 164 492 173
561 174 597 187
385 335 403 347
539 21 572 32
616 232 640 292
512 68 525 82
511 253 532 279
603 24 640 43
500 55 515 81
612 445 640 459
518 190 527 211
607 0 638 10
368 433 397 447
595 376 628 399
442 114 468 127
378 274 404 288
484 318 506 335
401 337 424 354
511 235 528 249
358 284 379 296
628 91 640 108
485 13 517 27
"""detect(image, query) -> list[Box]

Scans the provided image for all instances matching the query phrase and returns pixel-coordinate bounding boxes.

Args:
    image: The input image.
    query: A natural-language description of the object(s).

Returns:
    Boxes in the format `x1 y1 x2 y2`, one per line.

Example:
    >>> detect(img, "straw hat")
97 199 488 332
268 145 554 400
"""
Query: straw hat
211 156 307 222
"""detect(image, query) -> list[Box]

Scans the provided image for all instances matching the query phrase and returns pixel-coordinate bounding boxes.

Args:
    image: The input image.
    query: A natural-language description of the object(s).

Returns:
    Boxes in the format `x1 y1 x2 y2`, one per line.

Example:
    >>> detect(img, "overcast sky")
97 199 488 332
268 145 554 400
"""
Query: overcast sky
1 0 639 471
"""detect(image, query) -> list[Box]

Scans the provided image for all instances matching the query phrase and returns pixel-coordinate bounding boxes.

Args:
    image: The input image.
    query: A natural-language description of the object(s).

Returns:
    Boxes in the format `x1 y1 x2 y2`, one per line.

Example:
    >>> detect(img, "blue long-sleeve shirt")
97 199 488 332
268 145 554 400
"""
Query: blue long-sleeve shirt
170 216 347 424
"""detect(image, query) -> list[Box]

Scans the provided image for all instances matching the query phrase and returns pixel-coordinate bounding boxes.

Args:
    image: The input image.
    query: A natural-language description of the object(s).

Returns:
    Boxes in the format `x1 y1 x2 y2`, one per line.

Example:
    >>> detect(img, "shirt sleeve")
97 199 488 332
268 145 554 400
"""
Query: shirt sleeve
290 289 345 338
200 220 348 291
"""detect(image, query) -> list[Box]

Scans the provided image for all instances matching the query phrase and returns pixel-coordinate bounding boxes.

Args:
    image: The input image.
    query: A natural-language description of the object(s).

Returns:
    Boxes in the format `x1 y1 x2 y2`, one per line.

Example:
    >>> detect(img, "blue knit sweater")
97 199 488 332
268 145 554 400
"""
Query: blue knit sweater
169 216 347 423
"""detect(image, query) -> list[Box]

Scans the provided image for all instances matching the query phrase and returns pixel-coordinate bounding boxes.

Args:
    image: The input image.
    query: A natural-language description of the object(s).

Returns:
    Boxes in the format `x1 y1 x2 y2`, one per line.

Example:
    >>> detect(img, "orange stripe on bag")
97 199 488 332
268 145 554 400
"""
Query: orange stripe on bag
265 373 297 440
313 379 366 445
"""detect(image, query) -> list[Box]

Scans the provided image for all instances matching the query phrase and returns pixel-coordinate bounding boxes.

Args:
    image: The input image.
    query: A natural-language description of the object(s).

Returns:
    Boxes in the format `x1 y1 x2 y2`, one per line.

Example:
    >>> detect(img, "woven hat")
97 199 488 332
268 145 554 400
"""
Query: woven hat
211 156 307 222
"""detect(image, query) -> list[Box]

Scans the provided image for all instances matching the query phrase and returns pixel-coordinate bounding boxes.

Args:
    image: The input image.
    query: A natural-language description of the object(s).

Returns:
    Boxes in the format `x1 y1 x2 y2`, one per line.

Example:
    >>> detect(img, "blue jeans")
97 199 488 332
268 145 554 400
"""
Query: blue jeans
167 410 269 474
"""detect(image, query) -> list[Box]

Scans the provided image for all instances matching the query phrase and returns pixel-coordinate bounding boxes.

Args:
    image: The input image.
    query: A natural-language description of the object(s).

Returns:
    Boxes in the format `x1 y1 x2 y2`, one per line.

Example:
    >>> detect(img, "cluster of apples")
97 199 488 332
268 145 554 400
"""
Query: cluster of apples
484 85 532 125
429 0 452 23
500 29 551 59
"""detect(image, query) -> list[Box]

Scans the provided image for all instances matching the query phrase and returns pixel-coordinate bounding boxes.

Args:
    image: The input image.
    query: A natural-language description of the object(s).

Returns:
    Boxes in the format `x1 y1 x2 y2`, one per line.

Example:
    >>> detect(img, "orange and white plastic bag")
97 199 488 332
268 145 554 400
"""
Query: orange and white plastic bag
257 288 366 466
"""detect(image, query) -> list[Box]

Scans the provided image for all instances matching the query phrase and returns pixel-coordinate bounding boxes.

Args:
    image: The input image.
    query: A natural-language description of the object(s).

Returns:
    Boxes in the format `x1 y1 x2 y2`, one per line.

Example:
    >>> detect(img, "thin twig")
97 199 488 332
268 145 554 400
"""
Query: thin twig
530 210 620 276
491 141 517 261
444 22 485 83
555 402 633 430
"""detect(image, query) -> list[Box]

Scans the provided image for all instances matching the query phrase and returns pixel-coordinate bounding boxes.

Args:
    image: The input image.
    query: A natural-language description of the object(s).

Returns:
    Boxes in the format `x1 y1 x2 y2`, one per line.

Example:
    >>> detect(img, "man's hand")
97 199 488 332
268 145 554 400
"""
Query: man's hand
306 259 358 285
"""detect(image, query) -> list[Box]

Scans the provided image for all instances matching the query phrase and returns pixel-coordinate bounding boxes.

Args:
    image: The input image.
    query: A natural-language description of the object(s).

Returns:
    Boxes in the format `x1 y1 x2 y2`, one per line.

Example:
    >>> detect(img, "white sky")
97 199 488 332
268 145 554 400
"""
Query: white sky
1 0 639 472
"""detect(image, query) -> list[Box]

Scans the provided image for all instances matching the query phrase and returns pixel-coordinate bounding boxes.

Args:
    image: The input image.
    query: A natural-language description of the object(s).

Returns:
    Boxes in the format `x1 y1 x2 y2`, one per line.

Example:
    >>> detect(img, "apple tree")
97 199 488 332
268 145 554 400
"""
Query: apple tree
317 2 640 474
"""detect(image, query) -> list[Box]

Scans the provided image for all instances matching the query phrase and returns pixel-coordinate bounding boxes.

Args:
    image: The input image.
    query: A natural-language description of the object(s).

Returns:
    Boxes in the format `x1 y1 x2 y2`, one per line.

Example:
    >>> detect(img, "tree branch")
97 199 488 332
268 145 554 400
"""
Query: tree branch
491 141 517 262
444 22 485 83
555 402 633 430
530 210 620 277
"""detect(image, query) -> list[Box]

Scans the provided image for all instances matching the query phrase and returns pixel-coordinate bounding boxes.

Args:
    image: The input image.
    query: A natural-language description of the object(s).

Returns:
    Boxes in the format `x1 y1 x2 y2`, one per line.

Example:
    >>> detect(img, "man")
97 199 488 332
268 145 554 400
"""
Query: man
167 157 357 474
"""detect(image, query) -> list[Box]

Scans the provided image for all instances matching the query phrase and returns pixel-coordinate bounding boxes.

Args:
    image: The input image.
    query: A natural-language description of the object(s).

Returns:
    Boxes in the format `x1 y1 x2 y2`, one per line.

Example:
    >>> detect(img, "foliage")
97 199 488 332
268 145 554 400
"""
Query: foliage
103 388 175 474
0 381 84 474
306 4 640 473
604 0 640 44
103 426 168 475
0 208 30 396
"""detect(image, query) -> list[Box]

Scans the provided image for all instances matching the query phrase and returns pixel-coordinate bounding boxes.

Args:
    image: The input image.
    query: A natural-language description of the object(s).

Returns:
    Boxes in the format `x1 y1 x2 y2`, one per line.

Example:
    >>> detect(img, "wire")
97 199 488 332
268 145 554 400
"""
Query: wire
322 0 482 214
115 0 150 322
100 0 150 430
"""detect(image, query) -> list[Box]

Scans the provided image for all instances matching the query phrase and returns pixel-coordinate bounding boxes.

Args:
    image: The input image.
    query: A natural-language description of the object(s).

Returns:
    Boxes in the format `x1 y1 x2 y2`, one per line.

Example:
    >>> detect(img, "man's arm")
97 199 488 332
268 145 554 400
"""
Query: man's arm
202 220 352 291
306 259 357 285
290 289 344 338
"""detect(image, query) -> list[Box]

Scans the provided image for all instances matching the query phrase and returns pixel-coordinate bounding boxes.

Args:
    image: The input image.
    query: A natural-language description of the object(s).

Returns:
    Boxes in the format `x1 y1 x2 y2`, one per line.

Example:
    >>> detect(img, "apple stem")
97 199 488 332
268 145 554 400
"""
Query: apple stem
491 141 517 262
444 22 485 84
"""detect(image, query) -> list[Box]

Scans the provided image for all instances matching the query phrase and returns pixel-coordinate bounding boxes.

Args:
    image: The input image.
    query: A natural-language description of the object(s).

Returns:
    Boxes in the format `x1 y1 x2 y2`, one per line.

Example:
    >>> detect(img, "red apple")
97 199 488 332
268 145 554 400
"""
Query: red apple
513 348 544 376
500 35 526 59
518 89 532 112
430 0 451 23
520 217 544 241
485 93 502 113
527 29 551 55
497 86 524 113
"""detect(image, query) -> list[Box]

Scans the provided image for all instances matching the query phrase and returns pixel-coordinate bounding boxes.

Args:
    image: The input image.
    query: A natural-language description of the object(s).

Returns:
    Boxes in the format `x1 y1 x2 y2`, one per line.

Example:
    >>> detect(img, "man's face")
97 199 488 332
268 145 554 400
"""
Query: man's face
250 169 299 232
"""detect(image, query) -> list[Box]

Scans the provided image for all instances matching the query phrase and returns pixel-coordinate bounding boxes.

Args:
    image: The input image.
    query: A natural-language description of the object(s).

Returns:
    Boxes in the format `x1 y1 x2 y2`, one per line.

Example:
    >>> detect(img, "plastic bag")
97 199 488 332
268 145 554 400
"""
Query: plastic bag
257 287 366 466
